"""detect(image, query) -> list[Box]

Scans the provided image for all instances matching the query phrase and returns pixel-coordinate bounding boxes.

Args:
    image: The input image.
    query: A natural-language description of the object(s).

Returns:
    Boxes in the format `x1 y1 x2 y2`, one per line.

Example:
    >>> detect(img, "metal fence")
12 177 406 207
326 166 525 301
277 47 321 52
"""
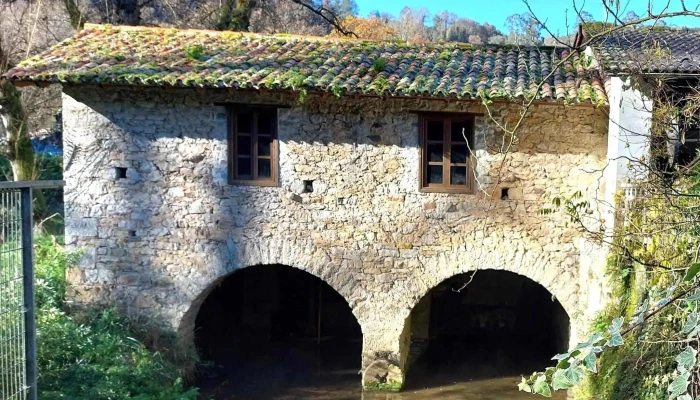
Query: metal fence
0 181 64 400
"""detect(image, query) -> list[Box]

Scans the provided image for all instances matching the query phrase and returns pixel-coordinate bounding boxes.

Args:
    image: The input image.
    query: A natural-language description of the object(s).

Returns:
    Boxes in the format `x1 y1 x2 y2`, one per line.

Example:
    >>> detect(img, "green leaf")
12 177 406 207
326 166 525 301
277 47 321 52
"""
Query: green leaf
677 394 693 400
564 365 586 386
544 367 556 378
668 370 691 399
682 313 700 334
583 332 604 347
609 317 624 334
533 375 552 397
657 281 680 307
685 263 700 281
518 377 533 393
657 296 671 307
551 369 573 391
555 357 571 369
685 290 700 303
630 298 649 325
583 351 597 373
606 333 623 347
688 325 700 339
675 346 697 372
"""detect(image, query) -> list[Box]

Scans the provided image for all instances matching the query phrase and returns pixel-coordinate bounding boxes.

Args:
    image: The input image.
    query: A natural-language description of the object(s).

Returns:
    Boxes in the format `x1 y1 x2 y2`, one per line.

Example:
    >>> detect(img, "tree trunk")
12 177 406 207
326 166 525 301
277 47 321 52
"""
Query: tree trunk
0 81 48 219
216 0 256 31
63 0 84 29
0 81 35 181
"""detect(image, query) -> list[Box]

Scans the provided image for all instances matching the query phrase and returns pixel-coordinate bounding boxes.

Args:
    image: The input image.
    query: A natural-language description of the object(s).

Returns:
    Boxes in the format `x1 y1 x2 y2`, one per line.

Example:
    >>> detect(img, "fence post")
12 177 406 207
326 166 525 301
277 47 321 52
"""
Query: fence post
20 187 37 400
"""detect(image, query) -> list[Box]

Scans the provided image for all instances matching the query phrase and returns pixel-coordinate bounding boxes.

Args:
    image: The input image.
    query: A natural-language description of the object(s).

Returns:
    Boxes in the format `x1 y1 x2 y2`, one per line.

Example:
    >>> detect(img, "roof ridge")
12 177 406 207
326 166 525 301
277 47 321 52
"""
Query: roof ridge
80 23 565 51
83 23 361 43
619 26 700 32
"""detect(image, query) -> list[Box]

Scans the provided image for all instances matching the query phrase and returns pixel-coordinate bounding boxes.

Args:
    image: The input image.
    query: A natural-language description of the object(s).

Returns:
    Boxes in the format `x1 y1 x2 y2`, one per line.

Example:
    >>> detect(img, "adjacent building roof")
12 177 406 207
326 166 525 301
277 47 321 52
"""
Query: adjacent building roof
5 24 606 104
587 27 700 75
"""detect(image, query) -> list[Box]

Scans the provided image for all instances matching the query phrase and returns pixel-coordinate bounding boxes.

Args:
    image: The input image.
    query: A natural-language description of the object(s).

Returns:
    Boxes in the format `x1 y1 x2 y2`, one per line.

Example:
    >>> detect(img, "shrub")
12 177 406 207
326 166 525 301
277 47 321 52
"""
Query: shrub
32 236 199 400
0 153 62 182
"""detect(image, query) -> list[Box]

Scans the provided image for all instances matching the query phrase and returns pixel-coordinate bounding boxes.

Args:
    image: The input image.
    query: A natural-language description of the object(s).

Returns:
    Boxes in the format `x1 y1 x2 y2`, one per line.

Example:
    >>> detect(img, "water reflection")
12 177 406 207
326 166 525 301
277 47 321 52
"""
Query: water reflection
196 338 567 400
198 375 567 400
363 377 567 400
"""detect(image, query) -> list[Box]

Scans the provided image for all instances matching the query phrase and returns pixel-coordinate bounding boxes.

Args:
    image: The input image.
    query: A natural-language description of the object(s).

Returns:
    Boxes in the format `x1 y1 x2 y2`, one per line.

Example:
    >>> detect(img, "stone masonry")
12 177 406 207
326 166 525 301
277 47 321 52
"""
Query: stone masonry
62 85 611 389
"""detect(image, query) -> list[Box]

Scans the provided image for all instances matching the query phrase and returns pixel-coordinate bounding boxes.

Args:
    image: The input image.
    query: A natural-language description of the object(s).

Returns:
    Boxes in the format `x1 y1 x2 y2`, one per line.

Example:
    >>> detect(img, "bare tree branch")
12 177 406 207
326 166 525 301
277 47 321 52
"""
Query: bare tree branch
288 0 357 37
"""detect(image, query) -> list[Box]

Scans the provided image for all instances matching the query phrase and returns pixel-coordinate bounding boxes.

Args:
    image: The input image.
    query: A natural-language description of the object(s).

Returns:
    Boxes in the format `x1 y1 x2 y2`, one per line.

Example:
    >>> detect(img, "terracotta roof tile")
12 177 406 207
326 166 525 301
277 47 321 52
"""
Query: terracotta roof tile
5 24 607 104
592 27 700 74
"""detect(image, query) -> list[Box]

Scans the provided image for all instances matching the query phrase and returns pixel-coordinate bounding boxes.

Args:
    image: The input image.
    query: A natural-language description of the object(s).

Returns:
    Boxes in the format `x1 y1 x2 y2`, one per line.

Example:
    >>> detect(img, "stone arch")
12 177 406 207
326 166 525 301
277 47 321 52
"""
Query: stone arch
176 237 363 342
400 267 572 390
404 268 575 325
403 267 573 337
349 244 584 391
177 264 363 340
183 260 365 397
394 246 580 329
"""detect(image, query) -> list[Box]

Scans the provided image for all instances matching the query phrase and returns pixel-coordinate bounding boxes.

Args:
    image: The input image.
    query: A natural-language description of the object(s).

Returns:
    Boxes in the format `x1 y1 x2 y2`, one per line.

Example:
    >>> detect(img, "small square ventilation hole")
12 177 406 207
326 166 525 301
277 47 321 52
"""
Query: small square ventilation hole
303 180 314 193
501 188 509 200
115 167 128 180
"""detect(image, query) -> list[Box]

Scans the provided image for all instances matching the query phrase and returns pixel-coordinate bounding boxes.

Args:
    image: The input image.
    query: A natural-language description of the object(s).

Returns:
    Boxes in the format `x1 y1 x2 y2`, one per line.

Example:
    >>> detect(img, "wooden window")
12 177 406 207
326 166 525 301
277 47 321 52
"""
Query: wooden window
419 114 474 193
676 115 700 166
228 107 278 186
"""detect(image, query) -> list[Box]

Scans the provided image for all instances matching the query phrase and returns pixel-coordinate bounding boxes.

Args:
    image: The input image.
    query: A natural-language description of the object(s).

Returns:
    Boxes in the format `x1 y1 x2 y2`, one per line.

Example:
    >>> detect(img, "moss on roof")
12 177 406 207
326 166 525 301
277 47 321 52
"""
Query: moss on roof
6 24 607 103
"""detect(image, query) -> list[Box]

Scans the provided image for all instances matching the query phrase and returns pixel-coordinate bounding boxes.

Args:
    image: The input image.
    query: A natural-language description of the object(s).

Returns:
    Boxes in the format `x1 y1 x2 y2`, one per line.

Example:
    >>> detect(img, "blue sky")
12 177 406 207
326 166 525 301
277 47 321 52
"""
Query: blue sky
355 0 700 36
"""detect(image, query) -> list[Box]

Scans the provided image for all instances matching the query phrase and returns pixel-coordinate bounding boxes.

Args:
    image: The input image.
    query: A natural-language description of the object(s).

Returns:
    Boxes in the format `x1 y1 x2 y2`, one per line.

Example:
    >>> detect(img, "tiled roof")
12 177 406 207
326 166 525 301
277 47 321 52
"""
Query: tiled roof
591 27 700 74
5 24 606 104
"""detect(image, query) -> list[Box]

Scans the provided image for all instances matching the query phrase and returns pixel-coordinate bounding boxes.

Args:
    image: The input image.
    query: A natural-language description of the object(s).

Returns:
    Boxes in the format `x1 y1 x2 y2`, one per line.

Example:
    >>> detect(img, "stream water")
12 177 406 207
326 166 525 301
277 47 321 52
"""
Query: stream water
196 339 567 400
198 370 567 400
202 377 567 400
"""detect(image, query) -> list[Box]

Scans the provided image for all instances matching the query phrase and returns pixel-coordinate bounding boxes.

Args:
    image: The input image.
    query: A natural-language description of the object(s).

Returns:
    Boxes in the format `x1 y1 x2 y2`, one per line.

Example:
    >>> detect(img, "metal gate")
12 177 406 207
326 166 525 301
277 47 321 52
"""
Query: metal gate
0 180 64 400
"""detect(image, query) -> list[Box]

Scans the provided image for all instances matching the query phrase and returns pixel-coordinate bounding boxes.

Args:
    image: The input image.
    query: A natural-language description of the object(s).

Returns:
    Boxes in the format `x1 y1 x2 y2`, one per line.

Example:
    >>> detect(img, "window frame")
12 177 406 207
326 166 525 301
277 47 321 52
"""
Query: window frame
418 113 475 194
676 115 700 167
228 106 279 187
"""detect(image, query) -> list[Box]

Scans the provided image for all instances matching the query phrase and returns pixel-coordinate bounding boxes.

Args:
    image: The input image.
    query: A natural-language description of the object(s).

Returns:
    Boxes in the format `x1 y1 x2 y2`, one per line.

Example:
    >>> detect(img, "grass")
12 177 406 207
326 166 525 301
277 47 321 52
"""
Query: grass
0 235 200 400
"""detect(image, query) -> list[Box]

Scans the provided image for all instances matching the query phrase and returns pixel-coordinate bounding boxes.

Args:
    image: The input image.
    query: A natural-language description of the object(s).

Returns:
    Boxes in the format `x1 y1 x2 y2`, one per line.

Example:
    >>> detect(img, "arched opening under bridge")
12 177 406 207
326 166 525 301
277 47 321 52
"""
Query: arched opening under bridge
194 264 362 399
405 270 570 390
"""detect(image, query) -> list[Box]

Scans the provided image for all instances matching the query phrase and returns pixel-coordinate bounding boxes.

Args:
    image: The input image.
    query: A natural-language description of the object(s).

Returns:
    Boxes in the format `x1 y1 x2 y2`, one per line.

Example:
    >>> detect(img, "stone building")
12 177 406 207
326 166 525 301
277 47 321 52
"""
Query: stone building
7 24 629 391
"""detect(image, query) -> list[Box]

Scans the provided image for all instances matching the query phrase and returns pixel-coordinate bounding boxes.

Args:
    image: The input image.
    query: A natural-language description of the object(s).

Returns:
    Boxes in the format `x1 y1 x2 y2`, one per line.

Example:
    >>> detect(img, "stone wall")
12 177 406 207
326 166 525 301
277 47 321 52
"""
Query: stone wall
61 85 611 389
